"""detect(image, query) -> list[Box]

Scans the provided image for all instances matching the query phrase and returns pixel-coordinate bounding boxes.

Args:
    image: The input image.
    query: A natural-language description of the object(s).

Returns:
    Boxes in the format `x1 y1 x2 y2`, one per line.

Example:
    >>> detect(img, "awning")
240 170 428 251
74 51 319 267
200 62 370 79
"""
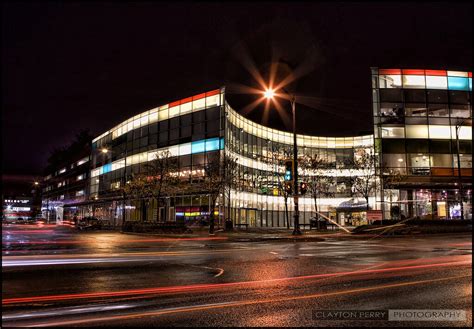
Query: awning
336 199 368 212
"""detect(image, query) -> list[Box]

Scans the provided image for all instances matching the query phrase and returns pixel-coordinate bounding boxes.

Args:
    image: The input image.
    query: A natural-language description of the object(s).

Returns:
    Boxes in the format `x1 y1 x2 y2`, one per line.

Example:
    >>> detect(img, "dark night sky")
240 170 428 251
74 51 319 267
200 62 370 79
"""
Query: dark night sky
2 1 472 176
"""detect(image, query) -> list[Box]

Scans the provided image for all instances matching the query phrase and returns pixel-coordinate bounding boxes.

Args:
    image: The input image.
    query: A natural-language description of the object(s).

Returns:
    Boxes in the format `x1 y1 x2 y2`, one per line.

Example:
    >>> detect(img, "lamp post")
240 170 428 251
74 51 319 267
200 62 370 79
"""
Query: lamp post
264 88 302 235
454 120 465 220
101 146 128 227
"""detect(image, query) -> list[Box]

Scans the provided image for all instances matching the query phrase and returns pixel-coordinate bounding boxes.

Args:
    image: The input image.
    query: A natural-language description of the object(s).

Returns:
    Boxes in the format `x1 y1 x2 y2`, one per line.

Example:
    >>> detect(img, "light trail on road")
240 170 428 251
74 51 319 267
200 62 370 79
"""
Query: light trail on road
2 248 254 267
2 236 228 247
3 257 470 305
16 274 472 327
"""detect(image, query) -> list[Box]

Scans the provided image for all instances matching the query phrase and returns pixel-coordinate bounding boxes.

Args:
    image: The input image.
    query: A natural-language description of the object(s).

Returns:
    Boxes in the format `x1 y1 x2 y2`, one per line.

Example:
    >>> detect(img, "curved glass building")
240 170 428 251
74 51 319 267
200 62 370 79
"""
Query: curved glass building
78 68 472 227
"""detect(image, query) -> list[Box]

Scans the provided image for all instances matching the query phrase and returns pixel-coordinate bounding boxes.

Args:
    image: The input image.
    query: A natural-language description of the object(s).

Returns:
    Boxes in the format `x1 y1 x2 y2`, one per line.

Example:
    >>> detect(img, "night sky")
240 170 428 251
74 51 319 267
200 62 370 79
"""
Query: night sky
2 1 472 176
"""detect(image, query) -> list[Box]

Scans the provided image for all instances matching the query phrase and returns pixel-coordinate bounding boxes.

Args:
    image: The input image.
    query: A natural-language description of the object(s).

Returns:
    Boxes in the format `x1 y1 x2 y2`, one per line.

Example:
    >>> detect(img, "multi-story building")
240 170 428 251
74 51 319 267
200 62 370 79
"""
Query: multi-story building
41 148 91 223
76 67 472 227
373 68 472 220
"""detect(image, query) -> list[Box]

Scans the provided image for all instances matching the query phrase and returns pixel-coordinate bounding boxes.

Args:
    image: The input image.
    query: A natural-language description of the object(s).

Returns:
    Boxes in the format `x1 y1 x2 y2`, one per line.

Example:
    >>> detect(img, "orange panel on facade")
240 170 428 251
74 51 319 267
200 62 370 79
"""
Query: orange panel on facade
205 89 220 97
453 168 473 176
179 97 193 105
169 100 180 108
425 70 447 76
379 69 401 75
192 93 206 101
402 69 425 75
430 168 454 176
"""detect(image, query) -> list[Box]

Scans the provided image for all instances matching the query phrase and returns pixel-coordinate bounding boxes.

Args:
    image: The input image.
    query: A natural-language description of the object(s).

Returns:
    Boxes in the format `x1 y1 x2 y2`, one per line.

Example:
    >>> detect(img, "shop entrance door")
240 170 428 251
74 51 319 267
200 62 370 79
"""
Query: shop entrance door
247 209 256 227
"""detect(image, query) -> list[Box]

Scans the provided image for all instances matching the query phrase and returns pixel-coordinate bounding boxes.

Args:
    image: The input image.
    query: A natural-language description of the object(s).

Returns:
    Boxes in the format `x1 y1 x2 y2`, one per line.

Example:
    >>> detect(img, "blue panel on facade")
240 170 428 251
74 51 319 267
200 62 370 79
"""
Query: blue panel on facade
469 78 472 91
447 77 469 90
220 137 225 150
205 138 220 152
191 140 206 154
103 163 112 174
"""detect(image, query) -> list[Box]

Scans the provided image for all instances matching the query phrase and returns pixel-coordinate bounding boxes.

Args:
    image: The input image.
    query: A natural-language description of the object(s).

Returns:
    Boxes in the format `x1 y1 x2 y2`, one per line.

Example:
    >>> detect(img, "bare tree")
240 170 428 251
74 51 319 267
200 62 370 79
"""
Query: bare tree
122 150 179 222
199 152 237 234
268 143 292 229
300 155 336 220
382 167 405 220
348 148 378 210
222 154 239 225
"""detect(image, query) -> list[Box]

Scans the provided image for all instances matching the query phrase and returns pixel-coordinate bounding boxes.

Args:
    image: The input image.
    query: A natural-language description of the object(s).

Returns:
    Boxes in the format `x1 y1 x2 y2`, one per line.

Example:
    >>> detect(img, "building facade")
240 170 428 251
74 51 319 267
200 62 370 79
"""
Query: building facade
372 68 472 220
64 68 472 227
41 150 91 223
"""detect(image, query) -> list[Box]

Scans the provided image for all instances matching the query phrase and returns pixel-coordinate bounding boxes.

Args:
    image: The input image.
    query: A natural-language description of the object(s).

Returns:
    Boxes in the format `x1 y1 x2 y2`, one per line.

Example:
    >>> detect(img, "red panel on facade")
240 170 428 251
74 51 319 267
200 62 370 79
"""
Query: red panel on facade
402 69 425 75
179 97 193 105
192 93 206 101
378 69 401 75
425 70 447 76
205 89 220 97
468 72 472 78
169 100 180 108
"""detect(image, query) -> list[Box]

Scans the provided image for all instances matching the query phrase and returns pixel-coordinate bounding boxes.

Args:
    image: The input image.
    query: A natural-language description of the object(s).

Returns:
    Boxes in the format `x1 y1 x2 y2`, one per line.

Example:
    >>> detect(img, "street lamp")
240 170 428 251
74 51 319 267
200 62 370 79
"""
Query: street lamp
264 88 302 235
454 119 466 220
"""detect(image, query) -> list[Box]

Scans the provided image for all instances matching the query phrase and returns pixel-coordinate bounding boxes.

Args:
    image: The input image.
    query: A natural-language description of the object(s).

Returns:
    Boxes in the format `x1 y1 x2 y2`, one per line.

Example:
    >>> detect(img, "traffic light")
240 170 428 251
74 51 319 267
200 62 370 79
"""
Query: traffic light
284 159 294 182
283 181 292 194
300 181 308 195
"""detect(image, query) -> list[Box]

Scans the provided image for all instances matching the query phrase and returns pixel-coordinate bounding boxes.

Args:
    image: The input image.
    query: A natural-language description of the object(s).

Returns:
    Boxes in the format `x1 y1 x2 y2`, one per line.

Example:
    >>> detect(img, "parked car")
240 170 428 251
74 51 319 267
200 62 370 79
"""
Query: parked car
310 217 328 230
77 217 102 230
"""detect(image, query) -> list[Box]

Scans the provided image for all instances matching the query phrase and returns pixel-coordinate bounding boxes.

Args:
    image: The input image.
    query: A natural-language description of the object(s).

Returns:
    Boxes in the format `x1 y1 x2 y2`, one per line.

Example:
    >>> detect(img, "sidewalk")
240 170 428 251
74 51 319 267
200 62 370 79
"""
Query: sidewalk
120 227 349 242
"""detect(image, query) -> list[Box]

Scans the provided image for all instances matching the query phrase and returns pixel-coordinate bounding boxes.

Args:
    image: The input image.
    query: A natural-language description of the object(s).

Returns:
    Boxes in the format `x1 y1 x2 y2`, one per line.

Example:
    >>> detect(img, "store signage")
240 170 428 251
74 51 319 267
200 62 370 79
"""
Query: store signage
366 210 383 221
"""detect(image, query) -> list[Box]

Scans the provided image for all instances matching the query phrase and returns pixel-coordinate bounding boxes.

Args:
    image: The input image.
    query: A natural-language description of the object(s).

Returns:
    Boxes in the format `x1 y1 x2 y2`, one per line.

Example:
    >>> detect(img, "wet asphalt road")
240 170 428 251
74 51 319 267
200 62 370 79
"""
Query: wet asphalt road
2 223 472 327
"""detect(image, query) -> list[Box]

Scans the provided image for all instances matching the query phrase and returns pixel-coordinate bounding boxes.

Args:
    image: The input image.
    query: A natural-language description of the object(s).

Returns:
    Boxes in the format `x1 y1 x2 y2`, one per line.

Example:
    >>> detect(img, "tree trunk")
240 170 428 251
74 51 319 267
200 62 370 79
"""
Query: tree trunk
209 196 217 234
366 196 370 210
155 197 161 222
313 194 319 220
284 197 289 229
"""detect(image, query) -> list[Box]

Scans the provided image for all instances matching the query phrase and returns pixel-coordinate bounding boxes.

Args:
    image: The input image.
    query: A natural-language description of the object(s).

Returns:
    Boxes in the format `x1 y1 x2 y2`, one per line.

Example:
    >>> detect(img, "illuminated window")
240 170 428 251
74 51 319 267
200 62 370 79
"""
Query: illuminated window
159 108 169 121
405 104 428 117
168 145 179 157
405 125 428 139
179 143 192 155
180 101 192 114
77 174 84 181
112 159 125 170
447 77 469 91
402 75 425 88
59 168 66 174
76 190 85 196
77 157 89 166
431 154 453 168
205 95 220 107
205 138 220 152
409 154 431 175
451 126 472 140
425 76 447 89
453 154 472 168
450 105 470 118
169 105 180 118
102 163 112 174
379 74 402 88
140 114 149 126
381 127 405 138
193 98 206 111
191 140 206 154
149 109 158 123
133 117 141 129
